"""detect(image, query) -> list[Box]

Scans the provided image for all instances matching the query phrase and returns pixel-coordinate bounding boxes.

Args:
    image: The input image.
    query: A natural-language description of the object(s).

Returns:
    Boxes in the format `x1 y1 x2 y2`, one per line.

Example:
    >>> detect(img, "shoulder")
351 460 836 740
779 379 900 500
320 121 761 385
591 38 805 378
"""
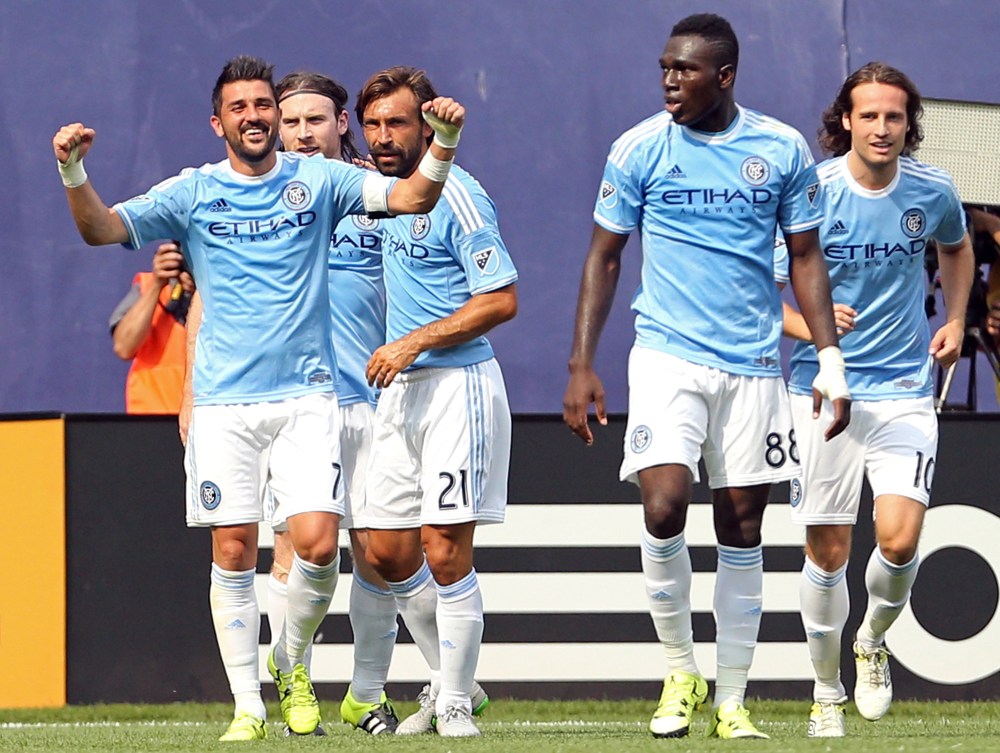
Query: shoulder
899 156 960 196
607 111 673 169
816 155 846 185
148 162 218 194
741 107 813 157
437 164 497 235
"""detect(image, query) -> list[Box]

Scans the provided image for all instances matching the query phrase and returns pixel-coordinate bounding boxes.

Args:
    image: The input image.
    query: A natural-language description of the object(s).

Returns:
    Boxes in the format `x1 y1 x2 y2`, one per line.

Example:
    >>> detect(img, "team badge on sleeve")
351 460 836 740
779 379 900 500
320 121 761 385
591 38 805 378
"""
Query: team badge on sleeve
281 181 311 210
900 208 926 238
472 246 498 275
599 180 618 209
200 481 222 511
411 214 431 240
806 183 820 207
740 156 771 186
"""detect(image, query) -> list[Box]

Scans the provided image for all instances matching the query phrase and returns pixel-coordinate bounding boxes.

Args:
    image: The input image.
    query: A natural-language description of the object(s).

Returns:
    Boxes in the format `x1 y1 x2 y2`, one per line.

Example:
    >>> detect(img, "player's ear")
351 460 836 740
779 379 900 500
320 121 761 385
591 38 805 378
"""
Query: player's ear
210 114 225 138
841 111 851 132
337 109 349 137
718 63 736 90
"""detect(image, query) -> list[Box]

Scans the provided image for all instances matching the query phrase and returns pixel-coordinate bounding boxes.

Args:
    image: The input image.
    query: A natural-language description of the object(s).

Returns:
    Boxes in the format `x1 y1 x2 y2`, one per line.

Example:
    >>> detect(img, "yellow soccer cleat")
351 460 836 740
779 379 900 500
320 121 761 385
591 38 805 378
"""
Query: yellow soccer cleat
706 700 770 739
649 670 709 738
218 712 267 741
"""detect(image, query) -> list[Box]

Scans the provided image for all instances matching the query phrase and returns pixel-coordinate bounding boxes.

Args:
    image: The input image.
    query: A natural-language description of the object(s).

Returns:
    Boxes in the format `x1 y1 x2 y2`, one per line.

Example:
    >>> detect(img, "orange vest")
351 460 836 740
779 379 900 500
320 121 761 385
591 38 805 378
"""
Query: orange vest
124 273 187 414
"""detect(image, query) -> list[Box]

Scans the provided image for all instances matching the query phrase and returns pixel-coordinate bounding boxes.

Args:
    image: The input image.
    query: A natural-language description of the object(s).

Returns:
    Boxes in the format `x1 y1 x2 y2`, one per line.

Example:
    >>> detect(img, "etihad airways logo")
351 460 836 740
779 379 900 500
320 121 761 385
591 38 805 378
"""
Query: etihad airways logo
208 211 317 239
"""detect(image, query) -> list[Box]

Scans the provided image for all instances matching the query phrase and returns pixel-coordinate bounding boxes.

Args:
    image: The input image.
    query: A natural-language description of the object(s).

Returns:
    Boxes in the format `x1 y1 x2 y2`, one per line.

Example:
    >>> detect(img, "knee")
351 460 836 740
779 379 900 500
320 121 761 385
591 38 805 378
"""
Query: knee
878 535 918 566
214 538 253 571
424 538 471 586
643 491 689 539
805 527 851 571
296 539 339 567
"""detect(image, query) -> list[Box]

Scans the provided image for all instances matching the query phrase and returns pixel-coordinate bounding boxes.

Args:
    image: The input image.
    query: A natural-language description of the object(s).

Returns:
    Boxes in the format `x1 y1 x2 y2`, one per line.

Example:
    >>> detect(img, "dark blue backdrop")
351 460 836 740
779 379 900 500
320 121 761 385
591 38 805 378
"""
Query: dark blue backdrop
3 0 998 413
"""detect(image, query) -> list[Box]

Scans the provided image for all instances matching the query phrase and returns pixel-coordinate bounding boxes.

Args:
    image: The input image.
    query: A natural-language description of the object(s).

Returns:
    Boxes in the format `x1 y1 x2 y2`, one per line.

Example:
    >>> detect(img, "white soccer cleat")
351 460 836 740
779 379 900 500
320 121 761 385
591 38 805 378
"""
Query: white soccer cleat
854 641 892 721
395 684 435 735
808 698 847 738
436 704 481 737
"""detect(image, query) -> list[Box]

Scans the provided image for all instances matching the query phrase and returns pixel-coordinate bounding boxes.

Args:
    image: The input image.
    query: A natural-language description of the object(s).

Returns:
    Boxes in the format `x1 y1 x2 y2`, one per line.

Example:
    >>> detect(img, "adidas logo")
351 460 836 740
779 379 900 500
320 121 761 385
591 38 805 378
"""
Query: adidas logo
829 219 848 235
208 198 232 213
665 164 686 178
225 619 246 629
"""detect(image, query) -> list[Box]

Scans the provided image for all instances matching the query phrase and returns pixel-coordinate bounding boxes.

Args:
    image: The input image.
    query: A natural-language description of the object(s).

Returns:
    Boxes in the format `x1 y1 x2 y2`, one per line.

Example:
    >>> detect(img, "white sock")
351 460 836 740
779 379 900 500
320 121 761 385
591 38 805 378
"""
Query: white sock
435 569 483 715
641 529 698 675
800 557 849 701
349 570 399 703
387 558 442 693
276 554 339 670
713 545 763 707
267 574 287 653
856 548 920 651
210 564 266 719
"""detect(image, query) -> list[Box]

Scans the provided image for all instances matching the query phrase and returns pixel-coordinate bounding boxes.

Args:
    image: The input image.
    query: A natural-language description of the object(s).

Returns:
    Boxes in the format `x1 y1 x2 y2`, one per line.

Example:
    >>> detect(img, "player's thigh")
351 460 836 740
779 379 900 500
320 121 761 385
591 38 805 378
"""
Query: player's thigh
268 392 344 521
338 401 375 531
866 396 938 506
419 360 510 527
789 393 867 525
703 374 797 488
620 347 709 485
364 381 422 530
185 403 267 527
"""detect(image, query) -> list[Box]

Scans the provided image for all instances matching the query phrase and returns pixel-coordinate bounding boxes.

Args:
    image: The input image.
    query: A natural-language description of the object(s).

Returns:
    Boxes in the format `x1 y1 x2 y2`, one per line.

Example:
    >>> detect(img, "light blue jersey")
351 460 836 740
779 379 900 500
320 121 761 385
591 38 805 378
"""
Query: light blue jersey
115 151 391 405
789 155 965 400
594 105 823 376
329 214 385 407
380 163 517 370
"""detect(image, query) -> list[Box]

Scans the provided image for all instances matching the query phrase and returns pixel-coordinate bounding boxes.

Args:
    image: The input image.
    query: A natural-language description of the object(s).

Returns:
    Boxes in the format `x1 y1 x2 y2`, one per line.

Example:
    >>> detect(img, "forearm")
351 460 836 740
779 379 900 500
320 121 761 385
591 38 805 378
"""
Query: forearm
568 236 625 370
938 238 975 326
184 292 202 398
781 300 813 342
789 249 838 350
385 141 457 215
112 288 162 359
397 286 516 355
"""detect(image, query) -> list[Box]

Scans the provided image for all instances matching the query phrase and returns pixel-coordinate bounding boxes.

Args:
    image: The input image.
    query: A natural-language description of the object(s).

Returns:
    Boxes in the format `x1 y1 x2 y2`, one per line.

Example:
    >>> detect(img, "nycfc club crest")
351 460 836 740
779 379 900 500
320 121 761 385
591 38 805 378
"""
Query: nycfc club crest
281 181 311 210
200 481 222 511
411 214 431 239
900 208 926 238
599 180 618 209
352 214 380 231
790 478 802 507
630 425 652 454
740 156 770 186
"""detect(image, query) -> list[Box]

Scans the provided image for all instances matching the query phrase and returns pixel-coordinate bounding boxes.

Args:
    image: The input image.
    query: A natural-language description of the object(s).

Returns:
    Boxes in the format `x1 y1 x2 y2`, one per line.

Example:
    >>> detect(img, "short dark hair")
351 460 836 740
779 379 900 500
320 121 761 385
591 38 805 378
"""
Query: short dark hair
211 55 276 116
819 61 924 156
670 13 739 72
276 71 362 162
355 66 438 143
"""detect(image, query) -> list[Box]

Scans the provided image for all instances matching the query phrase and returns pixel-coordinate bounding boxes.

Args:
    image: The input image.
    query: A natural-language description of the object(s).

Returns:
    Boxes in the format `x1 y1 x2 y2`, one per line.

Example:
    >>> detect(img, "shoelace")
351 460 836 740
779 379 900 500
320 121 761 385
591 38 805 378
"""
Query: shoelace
439 705 472 724
862 650 888 688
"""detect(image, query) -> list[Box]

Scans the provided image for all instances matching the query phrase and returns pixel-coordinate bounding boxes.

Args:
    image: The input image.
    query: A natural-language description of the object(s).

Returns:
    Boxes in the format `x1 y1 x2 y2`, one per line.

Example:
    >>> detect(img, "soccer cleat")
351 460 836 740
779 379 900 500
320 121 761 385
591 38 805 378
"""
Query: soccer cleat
340 686 399 735
649 670 709 738
267 648 322 735
218 712 267 741
395 684 435 735
854 641 892 720
808 699 847 738
437 704 482 738
471 681 490 716
706 700 770 739
283 722 326 737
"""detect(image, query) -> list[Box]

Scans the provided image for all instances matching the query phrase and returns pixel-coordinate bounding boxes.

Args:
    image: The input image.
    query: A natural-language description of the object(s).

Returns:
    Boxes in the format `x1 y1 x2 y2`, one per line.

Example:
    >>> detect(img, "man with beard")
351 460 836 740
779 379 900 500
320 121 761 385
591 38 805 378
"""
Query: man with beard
53 55 466 741
355 66 517 738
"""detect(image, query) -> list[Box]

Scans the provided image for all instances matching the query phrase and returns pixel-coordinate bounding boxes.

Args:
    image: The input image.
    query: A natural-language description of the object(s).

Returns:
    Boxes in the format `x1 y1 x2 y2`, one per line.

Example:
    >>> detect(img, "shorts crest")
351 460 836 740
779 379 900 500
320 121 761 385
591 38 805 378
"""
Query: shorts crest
630 425 652 454
200 481 222 511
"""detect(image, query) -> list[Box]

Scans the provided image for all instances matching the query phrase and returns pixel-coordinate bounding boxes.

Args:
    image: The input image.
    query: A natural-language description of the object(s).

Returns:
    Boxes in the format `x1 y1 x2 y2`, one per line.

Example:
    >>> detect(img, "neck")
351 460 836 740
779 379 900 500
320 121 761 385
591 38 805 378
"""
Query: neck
227 147 277 177
693 98 738 134
846 150 897 190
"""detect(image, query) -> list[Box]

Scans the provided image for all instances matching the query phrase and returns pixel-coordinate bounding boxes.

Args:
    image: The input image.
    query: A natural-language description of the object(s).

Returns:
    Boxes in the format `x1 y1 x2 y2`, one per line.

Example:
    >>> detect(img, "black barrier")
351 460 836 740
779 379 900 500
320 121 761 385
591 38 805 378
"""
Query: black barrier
63 414 999 702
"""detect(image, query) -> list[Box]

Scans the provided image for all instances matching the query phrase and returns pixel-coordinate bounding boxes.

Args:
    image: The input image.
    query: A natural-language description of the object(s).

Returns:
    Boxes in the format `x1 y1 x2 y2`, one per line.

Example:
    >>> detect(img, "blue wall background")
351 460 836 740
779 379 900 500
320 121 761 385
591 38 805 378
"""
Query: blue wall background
3 0 999 413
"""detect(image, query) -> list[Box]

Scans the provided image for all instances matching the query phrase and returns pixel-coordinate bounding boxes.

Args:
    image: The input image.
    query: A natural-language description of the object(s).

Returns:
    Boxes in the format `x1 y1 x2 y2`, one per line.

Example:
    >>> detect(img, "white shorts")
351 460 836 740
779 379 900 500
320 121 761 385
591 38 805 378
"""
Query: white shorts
185 392 344 527
620 346 798 488
268 400 373 531
362 359 511 529
789 393 938 525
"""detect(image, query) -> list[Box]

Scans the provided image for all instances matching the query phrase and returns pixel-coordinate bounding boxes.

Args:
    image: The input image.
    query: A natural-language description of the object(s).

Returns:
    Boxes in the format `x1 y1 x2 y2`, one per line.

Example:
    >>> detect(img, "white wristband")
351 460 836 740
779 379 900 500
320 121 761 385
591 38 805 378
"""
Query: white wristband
57 146 88 188
816 345 845 371
417 151 454 183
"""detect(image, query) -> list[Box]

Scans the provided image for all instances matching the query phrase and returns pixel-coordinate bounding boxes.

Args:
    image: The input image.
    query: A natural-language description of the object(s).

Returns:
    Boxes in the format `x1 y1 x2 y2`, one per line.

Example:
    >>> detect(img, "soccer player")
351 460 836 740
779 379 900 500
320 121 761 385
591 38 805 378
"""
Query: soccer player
562 13 850 739
52 55 465 741
356 66 517 738
270 70 398 736
781 62 973 737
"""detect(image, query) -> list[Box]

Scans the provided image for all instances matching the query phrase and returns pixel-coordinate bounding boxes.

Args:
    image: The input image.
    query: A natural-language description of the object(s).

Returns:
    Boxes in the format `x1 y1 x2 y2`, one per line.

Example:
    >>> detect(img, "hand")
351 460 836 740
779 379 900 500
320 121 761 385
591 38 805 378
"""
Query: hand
53 123 96 164
421 97 465 148
833 303 857 337
929 318 965 368
151 242 185 288
986 302 1000 341
366 338 421 388
563 366 608 446
811 346 851 440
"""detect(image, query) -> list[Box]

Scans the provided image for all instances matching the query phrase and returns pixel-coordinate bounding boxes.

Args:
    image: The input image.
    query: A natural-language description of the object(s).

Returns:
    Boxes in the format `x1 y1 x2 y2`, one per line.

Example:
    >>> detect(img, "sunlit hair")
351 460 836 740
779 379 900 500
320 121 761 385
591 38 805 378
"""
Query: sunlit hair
276 71 362 162
670 13 739 73
211 55 276 117
356 66 439 145
819 61 924 156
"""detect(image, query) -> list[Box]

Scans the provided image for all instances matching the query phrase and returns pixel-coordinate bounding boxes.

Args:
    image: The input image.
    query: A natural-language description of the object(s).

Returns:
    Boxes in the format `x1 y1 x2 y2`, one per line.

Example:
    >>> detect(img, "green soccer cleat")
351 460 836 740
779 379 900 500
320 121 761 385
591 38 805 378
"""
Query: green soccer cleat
471 681 490 716
808 698 847 738
341 686 399 735
218 712 267 741
706 700 770 739
267 648 321 735
649 670 709 738
854 641 893 721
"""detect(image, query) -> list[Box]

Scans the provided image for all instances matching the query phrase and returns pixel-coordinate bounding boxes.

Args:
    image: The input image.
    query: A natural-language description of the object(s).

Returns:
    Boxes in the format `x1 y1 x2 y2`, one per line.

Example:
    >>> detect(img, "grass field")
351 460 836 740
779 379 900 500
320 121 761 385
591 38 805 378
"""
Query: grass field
3 698 999 752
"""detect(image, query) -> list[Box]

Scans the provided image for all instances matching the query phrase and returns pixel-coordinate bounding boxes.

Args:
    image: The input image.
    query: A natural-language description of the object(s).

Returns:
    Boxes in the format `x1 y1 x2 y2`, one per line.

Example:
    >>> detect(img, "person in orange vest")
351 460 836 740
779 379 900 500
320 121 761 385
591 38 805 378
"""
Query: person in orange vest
109 241 194 414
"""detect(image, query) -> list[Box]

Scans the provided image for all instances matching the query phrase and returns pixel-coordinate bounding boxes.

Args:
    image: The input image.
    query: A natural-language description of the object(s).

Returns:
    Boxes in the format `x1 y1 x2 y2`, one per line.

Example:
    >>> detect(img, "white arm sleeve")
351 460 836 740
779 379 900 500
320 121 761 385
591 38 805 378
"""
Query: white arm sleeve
362 172 393 216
